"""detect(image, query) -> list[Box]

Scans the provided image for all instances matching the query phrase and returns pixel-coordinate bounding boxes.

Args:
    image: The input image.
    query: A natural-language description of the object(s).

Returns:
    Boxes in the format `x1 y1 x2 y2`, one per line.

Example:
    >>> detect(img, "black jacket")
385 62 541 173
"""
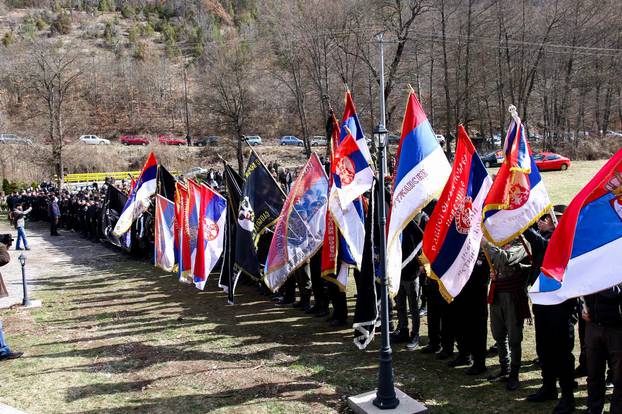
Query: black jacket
523 227 553 286
584 284 622 326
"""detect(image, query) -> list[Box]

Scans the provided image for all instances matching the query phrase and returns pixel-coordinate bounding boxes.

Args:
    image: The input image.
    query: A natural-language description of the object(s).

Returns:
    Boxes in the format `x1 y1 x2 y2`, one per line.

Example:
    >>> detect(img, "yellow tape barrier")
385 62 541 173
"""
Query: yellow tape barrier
64 171 142 183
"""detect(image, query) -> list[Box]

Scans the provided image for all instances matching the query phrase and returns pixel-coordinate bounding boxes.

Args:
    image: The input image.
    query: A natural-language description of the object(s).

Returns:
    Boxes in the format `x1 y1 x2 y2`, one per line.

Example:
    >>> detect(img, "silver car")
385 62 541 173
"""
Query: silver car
79 135 110 145
0 133 33 145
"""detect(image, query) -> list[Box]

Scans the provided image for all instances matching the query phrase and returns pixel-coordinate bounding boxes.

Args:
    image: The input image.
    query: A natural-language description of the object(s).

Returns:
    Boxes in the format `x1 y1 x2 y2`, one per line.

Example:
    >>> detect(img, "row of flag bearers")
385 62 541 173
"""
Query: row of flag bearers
111 88 622 318
109 88 622 414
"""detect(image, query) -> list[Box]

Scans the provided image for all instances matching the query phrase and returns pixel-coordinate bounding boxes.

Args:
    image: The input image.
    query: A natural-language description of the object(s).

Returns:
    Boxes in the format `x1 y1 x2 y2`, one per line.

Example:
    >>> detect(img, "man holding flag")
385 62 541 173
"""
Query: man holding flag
482 106 550 391
528 147 622 414
113 152 158 238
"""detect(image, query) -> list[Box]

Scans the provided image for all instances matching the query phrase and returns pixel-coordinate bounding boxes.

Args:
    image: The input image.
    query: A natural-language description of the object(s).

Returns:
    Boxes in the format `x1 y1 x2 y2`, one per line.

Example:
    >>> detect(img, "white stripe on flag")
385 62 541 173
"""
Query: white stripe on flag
529 236 622 305
483 180 550 245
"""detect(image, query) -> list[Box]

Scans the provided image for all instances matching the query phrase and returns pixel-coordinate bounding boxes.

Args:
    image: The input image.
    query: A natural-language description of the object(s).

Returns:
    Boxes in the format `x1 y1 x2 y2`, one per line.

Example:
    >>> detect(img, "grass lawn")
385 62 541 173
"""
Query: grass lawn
0 160 614 413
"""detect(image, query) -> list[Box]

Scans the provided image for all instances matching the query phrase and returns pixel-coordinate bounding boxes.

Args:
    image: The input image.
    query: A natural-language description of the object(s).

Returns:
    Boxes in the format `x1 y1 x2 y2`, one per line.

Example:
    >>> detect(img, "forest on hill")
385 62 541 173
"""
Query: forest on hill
0 0 621 182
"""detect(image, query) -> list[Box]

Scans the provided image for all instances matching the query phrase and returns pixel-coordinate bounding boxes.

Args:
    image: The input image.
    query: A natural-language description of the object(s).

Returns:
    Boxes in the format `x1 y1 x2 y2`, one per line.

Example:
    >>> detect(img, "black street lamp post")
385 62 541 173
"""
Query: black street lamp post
18 254 31 307
372 33 400 410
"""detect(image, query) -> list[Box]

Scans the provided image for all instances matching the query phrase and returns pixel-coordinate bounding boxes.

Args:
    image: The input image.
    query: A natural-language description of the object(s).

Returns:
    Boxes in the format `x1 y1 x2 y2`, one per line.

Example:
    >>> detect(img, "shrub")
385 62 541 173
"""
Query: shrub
120 4 134 19
133 41 147 60
103 21 118 46
2 31 16 47
36 16 47 30
49 13 72 36
128 25 140 44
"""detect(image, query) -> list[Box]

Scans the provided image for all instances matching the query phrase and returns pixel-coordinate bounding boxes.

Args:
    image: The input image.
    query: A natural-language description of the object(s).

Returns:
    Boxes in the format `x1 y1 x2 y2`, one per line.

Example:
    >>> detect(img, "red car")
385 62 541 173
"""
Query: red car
158 133 187 146
534 152 571 171
120 134 150 146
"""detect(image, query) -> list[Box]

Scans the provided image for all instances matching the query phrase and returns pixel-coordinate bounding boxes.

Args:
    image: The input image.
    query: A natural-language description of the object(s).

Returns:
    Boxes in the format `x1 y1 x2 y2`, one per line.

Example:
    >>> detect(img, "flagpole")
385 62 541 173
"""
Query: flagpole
372 32 400 410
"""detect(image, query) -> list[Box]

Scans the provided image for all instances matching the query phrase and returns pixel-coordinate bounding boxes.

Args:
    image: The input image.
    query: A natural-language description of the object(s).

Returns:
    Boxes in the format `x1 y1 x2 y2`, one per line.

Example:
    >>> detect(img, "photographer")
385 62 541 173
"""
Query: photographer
0 233 22 361
13 203 32 251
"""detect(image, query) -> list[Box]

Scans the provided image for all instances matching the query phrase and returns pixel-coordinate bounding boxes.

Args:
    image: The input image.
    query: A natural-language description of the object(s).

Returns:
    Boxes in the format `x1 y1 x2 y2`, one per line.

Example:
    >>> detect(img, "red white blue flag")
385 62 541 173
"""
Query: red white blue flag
188 180 227 290
113 152 158 237
333 128 374 208
154 194 176 272
387 90 451 296
482 108 551 246
530 148 622 305
265 153 329 291
327 91 372 284
421 126 492 301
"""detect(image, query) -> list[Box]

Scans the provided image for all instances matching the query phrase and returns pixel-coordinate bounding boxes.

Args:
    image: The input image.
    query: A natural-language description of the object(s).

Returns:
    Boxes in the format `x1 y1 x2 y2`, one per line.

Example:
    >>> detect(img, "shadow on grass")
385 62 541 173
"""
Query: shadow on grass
10 221 591 414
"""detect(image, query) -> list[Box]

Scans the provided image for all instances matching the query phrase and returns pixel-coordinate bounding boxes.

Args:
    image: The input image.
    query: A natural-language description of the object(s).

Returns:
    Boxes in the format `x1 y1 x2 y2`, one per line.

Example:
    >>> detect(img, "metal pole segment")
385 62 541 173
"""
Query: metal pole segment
372 32 399 410
19 254 31 307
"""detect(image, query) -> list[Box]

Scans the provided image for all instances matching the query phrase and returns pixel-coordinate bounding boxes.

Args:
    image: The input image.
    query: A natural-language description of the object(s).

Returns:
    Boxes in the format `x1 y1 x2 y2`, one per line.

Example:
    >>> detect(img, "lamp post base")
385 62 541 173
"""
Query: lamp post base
347 388 427 414
21 299 42 309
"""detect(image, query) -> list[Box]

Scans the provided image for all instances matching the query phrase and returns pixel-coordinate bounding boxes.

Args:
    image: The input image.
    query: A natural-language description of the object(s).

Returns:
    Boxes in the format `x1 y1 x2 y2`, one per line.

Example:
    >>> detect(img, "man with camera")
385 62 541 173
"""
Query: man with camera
0 233 23 361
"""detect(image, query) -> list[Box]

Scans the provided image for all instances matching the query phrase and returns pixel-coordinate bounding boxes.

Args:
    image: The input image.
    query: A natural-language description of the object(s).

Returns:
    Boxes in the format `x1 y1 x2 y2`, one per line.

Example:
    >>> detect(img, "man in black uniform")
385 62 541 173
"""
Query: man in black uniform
448 250 490 375
524 206 577 414
583 284 622 414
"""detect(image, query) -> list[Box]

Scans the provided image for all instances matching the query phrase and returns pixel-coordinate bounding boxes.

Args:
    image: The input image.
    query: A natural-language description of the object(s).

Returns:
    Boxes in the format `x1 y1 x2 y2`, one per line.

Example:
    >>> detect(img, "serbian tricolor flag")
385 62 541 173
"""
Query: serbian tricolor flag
154 194 176 272
386 90 451 296
530 148 622 305
193 184 227 291
175 182 192 283
421 126 492 301
113 152 158 237
333 128 374 208
327 91 372 286
482 108 551 246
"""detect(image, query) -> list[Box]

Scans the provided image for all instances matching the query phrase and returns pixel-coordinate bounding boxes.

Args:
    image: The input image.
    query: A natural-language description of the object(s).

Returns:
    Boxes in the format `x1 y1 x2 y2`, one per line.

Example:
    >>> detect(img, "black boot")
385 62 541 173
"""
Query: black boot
506 365 520 391
390 329 410 343
420 344 441 354
552 393 574 414
466 363 487 376
448 354 472 368
526 385 558 402
488 363 509 382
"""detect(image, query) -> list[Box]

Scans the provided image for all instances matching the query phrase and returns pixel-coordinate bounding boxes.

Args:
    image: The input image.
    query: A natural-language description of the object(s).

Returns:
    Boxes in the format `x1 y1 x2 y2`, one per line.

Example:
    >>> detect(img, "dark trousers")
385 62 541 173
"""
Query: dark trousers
533 303 576 394
586 322 622 414
294 265 312 304
426 280 452 350
310 253 327 309
282 277 296 302
50 217 59 235
455 280 488 366
395 277 421 337
327 281 347 322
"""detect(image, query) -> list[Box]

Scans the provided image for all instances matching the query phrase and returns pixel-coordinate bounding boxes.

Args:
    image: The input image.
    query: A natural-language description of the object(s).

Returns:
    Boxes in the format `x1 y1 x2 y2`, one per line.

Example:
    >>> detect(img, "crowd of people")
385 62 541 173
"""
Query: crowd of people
0 172 620 414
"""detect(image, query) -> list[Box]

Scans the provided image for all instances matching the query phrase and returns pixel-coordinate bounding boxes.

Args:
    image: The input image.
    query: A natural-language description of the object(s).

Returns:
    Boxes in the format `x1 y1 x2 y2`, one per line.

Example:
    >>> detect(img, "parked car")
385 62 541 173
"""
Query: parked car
79 134 110 145
492 133 502 146
280 135 304 146
481 150 505 168
158 133 187 146
534 152 571 171
242 135 262 146
311 136 326 146
387 134 401 144
0 133 32 145
435 134 446 146
183 166 208 178
606 130 622 138
195 135 221 146
120 134 150 146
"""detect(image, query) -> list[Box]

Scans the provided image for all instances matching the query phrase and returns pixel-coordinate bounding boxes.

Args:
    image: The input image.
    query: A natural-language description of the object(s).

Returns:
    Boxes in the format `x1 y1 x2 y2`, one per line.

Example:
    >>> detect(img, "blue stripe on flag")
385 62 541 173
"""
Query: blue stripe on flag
394 120 439 186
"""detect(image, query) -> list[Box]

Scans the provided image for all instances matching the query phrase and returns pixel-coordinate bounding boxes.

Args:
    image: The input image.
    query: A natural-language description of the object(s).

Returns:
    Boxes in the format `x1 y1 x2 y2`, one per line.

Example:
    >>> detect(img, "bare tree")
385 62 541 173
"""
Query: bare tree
25 43 82 185
203 38 256 174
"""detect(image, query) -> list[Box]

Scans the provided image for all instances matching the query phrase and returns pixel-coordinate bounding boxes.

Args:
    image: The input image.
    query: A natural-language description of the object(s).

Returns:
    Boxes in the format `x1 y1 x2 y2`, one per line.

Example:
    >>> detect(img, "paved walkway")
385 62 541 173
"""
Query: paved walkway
0 219 56 309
